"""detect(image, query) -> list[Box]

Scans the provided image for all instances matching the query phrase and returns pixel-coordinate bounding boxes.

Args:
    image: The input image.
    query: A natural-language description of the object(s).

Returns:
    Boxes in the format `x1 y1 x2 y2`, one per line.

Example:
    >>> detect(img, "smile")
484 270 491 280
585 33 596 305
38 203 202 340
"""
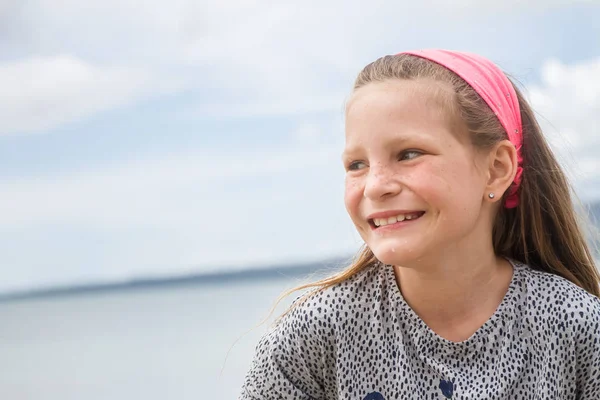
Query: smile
369 212 425 229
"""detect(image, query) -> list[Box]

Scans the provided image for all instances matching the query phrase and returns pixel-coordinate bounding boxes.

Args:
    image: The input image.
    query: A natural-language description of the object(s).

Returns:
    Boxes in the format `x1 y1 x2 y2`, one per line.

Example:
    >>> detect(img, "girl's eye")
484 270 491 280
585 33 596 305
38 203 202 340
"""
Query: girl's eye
399 150 422 161
347 161 367 171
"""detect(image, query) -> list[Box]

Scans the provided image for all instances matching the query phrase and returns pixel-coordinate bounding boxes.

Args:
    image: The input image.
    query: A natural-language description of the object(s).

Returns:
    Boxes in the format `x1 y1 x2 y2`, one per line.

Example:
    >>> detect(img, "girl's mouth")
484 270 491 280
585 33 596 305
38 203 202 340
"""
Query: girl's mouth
368 211 425 229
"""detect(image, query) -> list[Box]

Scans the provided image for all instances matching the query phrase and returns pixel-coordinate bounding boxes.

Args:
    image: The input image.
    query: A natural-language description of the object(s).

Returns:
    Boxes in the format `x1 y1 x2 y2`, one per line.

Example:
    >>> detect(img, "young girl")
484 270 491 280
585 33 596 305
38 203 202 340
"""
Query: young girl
238 50 600 399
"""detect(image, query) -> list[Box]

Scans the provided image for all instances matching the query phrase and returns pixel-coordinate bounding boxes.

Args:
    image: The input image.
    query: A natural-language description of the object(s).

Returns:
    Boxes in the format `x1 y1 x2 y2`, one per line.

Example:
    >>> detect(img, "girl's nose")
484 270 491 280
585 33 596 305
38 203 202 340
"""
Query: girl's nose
363 164 402 200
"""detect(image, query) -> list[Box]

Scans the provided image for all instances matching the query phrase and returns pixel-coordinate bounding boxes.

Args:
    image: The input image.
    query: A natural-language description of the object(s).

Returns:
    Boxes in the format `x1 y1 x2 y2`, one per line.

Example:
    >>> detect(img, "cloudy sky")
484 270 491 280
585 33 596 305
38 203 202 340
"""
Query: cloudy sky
0 0 599 293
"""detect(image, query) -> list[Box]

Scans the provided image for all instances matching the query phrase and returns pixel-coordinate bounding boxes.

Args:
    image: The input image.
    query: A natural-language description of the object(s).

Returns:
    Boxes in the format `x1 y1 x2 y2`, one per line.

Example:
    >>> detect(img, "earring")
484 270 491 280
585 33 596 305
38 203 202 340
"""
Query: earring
488 193 495 199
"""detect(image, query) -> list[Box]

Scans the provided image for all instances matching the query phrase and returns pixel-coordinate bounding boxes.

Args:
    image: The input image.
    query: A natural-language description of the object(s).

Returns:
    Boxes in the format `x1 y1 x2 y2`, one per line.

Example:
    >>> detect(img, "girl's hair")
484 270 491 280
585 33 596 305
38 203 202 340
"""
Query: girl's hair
272 54 600 314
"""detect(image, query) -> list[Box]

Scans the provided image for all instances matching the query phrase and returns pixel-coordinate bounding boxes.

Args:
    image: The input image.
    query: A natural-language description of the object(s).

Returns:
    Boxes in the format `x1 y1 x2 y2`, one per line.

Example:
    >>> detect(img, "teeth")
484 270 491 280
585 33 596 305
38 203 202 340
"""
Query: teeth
373 213 421 226
375 218 391 226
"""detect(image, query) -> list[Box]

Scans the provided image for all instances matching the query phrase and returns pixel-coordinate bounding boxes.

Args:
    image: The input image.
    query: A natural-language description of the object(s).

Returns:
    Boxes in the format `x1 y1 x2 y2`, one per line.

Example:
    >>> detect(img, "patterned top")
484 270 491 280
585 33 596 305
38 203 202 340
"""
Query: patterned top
239 260 600 399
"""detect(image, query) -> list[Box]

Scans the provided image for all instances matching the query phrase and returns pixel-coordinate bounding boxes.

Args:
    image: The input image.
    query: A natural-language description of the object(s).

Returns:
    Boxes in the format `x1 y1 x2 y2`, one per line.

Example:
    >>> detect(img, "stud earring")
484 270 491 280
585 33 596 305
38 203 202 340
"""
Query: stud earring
488 193 495 199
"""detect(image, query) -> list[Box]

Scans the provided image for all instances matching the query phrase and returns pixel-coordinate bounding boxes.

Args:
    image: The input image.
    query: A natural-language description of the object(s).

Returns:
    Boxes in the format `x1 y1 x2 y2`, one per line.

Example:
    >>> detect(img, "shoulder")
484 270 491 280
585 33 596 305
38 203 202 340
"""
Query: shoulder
274 262 390 334
517 260 599 307
242 267 384 399
515 260 600 334
246 264 387 394
288 262 387 311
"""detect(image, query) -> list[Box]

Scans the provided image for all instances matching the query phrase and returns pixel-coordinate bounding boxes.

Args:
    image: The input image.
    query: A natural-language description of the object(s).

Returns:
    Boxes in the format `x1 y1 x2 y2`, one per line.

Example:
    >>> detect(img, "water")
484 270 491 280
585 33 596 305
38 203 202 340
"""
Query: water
0 277 302 400
3 258 599 400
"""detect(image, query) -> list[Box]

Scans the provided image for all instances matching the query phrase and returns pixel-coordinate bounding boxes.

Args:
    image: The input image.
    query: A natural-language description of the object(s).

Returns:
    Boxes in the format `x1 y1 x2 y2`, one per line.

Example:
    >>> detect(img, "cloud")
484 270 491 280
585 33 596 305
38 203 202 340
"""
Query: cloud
0 119 360 292
526 56 600 201
185 94 346 120
0 142 336 226
4 0 598 132
0 55 167 135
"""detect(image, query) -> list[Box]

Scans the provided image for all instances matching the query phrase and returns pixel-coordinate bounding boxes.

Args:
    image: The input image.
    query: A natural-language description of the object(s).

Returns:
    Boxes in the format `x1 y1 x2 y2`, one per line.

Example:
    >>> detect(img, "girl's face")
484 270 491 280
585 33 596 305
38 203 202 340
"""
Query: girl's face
343 79 490 267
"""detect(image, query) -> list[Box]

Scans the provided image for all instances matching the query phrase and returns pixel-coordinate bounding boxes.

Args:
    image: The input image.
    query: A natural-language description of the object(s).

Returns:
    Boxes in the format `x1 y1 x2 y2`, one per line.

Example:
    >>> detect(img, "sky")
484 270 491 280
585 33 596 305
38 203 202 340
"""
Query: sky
0 0 599 294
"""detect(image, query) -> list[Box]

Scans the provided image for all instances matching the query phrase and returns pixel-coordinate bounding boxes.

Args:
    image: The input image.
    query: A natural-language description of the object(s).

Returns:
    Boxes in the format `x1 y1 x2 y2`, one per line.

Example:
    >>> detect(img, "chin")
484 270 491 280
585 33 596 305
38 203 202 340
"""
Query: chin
370 242 421 267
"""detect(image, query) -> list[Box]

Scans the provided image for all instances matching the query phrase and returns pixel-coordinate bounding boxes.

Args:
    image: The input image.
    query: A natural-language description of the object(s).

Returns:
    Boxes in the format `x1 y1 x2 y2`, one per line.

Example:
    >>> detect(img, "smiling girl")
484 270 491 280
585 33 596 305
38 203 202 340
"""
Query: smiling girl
239 50 600 399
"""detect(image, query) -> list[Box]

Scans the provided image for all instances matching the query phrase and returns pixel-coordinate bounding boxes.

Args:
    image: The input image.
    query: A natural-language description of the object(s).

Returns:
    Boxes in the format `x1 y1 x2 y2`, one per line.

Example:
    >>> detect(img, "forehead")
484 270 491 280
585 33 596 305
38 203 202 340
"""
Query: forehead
345 79 467 147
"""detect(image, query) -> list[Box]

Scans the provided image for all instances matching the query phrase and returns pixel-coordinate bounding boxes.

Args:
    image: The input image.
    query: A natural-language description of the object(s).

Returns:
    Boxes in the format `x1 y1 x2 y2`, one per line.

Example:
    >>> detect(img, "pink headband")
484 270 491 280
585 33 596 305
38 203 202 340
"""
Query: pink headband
399 49 523 208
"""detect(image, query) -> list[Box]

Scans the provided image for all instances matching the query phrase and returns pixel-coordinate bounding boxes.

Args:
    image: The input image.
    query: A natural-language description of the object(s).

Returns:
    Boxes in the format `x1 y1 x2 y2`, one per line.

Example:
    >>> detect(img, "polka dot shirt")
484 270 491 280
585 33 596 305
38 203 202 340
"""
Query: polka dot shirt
239 260 600 399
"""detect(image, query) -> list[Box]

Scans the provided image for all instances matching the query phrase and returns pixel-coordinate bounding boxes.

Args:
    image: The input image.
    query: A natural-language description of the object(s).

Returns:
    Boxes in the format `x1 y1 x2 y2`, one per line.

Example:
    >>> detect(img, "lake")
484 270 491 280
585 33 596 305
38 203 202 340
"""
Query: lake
2 253 599 399
0 276 302 400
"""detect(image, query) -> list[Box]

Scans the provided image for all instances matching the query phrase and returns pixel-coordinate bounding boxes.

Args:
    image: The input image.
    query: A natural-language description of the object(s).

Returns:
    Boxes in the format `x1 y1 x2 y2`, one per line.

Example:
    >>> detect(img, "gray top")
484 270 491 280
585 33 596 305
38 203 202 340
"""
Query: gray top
239 260 600 399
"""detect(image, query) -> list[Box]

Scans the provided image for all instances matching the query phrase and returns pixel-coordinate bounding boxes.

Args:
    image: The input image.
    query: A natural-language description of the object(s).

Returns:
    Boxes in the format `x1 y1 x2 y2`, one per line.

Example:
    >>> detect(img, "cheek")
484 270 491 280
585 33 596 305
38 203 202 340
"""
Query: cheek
411 161 478 209
409 164 454 199
344 177 363 215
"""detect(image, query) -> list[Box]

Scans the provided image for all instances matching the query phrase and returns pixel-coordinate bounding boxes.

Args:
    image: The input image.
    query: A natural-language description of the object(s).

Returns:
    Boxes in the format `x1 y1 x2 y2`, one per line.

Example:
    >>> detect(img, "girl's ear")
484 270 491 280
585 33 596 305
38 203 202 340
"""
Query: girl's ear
485 139 518 201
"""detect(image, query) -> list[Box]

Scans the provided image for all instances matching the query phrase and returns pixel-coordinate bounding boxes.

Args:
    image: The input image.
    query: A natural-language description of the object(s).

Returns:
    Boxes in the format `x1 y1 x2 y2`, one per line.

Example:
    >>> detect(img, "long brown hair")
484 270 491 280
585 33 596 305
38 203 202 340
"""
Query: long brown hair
272 54 600 315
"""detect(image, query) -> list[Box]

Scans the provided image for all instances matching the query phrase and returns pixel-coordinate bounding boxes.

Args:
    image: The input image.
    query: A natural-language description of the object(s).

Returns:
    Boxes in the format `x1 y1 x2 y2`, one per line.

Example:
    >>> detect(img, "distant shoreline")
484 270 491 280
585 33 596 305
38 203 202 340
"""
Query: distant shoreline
0 257 348 303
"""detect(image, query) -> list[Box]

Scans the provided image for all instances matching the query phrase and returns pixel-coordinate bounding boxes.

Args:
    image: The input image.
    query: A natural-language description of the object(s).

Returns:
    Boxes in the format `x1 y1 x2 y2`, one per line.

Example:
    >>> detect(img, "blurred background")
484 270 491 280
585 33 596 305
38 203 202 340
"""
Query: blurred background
0 0 599 399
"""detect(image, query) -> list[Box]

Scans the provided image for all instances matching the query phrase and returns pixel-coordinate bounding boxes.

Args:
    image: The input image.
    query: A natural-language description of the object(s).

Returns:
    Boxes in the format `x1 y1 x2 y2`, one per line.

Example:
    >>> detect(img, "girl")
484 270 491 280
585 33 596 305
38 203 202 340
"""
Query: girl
238 50 600 399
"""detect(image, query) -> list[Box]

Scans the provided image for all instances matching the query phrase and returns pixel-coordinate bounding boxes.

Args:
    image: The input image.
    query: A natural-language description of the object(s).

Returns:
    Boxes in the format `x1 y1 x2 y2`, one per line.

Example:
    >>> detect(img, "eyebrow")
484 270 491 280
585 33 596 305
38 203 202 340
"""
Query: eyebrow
341 146 359 159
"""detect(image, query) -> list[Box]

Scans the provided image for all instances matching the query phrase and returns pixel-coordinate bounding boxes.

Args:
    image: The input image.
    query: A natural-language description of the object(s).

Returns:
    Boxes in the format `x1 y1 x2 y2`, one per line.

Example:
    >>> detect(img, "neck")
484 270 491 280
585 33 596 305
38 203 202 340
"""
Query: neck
393 248 514 342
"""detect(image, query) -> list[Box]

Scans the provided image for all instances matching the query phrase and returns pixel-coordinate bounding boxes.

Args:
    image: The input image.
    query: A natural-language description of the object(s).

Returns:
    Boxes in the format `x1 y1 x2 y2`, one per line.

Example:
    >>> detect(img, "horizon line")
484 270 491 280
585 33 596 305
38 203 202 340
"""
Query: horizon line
0 256 351 303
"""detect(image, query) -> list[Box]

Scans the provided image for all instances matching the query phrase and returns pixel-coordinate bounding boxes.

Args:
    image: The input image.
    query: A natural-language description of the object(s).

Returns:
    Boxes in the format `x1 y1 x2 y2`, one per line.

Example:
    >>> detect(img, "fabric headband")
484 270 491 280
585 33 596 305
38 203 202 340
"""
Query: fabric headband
398 49 523 208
